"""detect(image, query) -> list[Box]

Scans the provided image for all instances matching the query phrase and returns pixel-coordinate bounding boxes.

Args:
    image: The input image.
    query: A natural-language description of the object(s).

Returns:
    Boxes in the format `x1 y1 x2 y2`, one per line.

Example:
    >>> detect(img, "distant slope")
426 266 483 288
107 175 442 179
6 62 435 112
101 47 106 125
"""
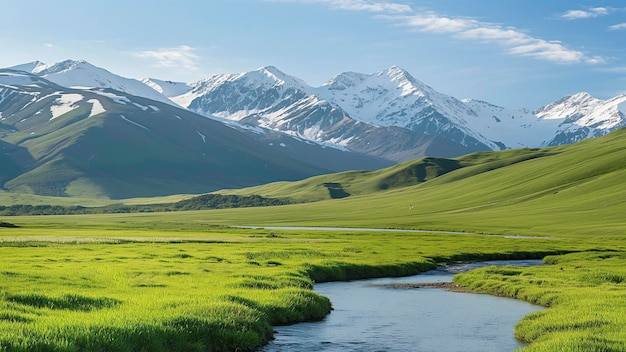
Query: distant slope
216 157 462 202
217 146 556 202
202 128 626 237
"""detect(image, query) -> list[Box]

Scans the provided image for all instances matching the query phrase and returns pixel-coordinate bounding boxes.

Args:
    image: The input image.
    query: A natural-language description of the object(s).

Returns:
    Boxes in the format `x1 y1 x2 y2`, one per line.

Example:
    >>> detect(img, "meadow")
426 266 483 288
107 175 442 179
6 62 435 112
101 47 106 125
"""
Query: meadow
0 214 624 351
0 129 625 351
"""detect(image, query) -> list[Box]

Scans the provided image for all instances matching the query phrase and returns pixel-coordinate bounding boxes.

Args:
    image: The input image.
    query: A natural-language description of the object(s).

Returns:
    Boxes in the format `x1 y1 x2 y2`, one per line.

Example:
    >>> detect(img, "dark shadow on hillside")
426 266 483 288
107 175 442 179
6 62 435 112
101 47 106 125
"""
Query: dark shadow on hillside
322 182 351 199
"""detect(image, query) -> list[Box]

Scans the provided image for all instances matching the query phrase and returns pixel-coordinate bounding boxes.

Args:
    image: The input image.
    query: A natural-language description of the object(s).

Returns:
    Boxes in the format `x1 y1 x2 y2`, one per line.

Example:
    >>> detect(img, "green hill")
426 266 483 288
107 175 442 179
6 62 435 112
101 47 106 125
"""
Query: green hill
192 128 626 237
215 145 556 202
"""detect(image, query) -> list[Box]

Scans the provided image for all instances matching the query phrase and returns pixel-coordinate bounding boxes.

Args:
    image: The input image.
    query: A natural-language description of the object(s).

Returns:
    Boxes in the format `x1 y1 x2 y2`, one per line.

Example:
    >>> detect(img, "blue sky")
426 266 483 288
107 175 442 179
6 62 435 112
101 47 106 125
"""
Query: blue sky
1 0 624 108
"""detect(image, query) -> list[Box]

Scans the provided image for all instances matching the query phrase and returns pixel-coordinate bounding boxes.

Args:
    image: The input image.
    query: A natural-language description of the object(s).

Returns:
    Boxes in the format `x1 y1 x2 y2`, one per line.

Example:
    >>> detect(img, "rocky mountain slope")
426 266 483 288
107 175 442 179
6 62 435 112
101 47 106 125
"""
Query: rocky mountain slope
149 65 625 161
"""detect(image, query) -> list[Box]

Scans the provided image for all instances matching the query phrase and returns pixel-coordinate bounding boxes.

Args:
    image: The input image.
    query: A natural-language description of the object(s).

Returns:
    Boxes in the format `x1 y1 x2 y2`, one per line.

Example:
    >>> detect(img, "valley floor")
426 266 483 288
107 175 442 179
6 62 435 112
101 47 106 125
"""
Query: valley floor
1 213 625 351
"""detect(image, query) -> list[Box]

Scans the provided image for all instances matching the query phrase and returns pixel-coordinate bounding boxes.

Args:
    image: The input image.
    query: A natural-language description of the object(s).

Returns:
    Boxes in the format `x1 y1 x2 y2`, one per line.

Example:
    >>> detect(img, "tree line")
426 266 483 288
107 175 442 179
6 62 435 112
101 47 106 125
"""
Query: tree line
0 194 290 216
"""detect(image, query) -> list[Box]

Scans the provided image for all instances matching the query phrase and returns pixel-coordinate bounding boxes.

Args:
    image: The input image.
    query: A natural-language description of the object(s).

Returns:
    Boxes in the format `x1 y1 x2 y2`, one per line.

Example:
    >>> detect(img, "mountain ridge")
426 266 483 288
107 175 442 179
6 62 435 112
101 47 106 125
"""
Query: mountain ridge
11 59 624 161
140 63 624 160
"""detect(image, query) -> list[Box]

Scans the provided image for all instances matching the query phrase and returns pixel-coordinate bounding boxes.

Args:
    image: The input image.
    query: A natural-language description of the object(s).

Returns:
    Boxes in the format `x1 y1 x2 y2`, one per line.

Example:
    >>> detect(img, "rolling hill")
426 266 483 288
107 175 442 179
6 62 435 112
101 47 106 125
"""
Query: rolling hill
202 127 626 237
215 146 557 202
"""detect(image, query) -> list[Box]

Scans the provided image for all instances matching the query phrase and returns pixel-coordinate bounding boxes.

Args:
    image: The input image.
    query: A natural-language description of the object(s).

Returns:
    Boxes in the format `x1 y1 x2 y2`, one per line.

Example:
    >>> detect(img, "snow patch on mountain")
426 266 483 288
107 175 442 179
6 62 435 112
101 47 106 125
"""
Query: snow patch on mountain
120 115 149 130
196 130 206 143
247 66 311 90
133 102 149 111
87 99 106 117
50 94 83 120
92 90 131 105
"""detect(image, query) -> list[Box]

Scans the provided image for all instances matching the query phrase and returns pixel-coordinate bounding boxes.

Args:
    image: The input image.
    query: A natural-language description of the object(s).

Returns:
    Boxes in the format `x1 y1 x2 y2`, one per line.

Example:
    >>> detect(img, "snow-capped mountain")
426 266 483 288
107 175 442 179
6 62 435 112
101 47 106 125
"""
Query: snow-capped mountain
153 64 624 161
536 92 626 145
317 66 557 150
11 60 175 106
7 59 624 163
0 69 391 198
155 66 479 160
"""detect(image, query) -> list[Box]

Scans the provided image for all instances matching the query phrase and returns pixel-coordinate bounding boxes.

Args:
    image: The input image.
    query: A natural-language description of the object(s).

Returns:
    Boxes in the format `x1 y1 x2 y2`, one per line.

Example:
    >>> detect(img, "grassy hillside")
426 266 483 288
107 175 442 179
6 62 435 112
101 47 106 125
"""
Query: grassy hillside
215 156 461 202
182 128 626 237
216 146 556 202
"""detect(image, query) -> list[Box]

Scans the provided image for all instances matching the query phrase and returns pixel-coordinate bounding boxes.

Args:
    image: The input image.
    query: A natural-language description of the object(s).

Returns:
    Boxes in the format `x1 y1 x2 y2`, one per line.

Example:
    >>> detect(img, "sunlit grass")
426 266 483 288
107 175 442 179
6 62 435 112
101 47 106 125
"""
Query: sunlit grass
0 220 602 351
454 251 626 351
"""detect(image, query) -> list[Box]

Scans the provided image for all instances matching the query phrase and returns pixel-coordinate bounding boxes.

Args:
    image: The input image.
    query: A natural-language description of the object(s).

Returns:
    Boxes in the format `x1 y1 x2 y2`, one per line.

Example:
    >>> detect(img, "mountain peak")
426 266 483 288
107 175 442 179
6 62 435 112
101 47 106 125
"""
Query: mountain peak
36 59 91 75
258 65 283 76
542 92 598 111
255 65 291 83
378 65 435 95
240 66 310 90
384 65 410 76
322 71 368 91
10 59 176 105
567 92 594 102
8 60 49 74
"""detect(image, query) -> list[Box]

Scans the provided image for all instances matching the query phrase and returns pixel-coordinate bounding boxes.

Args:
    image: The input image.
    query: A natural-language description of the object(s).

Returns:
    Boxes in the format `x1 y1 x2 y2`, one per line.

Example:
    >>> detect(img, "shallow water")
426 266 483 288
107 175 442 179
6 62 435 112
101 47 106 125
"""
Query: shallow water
260 260 543 352
234 225 469 235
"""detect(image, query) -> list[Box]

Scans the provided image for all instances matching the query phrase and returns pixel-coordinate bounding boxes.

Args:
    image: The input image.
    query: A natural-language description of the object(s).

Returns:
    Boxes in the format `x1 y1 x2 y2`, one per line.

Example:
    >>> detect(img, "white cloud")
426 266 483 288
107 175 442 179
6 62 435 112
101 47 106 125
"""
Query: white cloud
44 43 55 48
281 0 605 65
387 13 605 65
323 0 411 13
402 13 476 33
609 22 626 30
269 0 411 13
561 7 609 20
133 45 200 72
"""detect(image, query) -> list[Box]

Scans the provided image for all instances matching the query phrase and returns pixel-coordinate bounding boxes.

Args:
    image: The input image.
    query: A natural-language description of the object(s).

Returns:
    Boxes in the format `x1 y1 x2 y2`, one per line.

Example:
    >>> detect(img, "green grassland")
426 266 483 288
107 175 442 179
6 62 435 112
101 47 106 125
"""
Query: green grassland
0 128 625 351
0 222 606 352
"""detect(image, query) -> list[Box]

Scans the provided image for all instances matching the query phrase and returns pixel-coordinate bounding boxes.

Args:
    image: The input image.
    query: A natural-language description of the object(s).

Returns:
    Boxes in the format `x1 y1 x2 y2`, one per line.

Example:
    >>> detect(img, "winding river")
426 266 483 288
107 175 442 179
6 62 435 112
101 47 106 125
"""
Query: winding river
260 260 543 352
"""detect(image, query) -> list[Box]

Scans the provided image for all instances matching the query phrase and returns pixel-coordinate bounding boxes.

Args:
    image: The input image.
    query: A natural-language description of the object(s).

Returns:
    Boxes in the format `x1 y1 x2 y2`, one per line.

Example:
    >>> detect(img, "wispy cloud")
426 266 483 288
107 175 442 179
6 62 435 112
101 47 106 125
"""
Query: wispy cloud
269 0 411 13
560 7 609 20
609 22 626 30
278 0 605 65
597 66 626 73
385 12 605 65
133 45 200 72
320 0 411 13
